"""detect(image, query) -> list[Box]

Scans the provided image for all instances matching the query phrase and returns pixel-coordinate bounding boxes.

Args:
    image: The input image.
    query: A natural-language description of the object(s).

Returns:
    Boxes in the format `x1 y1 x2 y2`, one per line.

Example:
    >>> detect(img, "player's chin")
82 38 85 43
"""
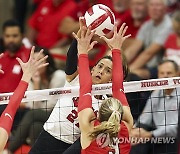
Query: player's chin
92 78 102 85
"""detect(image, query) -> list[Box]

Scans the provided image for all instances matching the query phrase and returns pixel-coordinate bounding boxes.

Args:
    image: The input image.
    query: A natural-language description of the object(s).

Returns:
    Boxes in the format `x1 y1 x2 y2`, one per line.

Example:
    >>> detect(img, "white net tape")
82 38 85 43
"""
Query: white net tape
0 77 180 105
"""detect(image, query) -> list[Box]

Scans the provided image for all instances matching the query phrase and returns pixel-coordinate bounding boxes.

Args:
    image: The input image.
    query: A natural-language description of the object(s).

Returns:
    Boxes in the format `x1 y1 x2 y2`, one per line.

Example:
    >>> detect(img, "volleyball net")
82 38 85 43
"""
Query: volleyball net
1 77 180 154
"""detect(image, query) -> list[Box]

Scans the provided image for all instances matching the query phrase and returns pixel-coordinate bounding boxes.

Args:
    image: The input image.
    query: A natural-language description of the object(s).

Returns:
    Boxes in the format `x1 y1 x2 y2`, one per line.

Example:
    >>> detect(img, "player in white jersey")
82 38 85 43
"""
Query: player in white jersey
30 17 132 154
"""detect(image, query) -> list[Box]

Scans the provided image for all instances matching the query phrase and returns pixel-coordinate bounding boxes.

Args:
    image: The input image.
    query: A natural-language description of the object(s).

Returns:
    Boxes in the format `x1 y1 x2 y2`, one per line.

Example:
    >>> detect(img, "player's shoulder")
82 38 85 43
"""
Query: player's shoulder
65 75 79 87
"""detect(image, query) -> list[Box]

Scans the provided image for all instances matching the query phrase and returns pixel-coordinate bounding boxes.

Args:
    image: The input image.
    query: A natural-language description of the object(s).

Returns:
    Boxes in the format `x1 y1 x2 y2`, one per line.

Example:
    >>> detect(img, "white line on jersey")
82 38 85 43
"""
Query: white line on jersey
5 113 12 121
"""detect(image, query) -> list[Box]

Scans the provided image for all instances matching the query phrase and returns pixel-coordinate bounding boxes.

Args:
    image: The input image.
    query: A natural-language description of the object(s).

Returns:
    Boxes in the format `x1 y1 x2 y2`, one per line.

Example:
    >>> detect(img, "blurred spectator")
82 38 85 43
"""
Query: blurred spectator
55 0 113 68
0 19 30 93
164 11 180 66
130 60 179 154
0 0 14 36
125 0 172 79
121 0 148 49
165 0 180 14
6 48 66 153
112 0 130 25
27 0 77 49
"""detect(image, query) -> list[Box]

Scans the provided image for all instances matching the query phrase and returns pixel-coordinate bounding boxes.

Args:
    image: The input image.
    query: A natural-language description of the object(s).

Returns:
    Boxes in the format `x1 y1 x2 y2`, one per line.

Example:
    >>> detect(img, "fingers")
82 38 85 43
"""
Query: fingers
124 34 131 40
100 35 108 44
79 17 86 29
118 23 126 36
37 63 49 70
0 70 4 74
36 55 48 66
35 49 44 61
0 53 4 59
29 46 35 60
85 26 92 37
81 26 86 38
72 32 79 41
122 25 128 37
88 41 98 51
16 57 23 66
113 22 118 35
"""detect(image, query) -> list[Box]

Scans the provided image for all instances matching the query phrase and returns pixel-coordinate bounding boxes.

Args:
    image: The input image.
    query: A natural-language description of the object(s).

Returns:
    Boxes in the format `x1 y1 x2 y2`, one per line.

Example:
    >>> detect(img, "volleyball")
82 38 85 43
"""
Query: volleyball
84 4 115 36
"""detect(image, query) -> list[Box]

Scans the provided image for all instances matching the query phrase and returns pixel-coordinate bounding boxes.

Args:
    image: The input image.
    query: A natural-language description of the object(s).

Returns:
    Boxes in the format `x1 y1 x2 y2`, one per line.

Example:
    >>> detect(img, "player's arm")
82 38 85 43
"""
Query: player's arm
73 18 97 132
130 43 162 70
101 23 133 131
0 47 48 152
65 17 86 82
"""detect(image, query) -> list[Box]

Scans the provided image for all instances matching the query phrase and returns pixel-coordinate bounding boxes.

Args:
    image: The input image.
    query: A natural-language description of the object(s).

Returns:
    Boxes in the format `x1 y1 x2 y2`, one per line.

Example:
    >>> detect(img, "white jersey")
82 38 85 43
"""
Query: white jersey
44 75 107 144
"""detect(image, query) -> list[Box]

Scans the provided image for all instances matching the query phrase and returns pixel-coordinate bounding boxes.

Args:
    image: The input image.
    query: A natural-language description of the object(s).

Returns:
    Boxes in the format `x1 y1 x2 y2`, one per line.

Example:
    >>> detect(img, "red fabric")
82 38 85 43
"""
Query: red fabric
115 10 148 38
73 0 113 21
78 54 92 113
0 46 30 93
28 0 77 49
81 120 130 154
0 81 28 135
164 33 180 57
112 49 129 106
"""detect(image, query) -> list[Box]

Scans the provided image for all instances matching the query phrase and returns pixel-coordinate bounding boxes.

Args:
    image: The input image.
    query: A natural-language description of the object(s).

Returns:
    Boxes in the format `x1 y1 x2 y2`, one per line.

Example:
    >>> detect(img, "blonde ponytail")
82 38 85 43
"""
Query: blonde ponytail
90 110 121 142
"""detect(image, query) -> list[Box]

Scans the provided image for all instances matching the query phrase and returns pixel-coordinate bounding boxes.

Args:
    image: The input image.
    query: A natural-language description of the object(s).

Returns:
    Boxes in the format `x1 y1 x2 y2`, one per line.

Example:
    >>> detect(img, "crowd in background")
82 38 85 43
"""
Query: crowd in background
0 0 180 153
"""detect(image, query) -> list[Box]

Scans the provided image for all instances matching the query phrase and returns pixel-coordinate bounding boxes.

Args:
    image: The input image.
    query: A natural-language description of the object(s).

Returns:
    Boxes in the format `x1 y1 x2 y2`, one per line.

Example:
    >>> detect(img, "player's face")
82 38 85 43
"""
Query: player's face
148 0 166 21
91 58 112 84
131 0 147 20
158 62 179 78
3 27 22 53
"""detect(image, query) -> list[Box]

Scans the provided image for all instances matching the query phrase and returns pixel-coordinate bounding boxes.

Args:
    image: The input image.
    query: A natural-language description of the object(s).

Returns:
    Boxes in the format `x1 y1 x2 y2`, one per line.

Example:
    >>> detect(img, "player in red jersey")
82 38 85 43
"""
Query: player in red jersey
73 23 132 153
0 46 48 152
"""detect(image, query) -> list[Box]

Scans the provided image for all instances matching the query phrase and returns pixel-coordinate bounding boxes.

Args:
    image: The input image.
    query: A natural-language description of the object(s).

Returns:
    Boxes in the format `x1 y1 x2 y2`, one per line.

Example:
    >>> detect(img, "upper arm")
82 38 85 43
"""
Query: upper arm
78 108 95 133
66 70 78 83
122 106 133 131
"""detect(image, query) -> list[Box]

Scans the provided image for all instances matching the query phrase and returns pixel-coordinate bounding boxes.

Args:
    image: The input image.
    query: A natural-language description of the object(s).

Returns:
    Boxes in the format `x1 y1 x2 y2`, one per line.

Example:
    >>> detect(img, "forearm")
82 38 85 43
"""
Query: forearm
78 54 92 112
112 49 129 106
65 39 78 75
0 80 28 135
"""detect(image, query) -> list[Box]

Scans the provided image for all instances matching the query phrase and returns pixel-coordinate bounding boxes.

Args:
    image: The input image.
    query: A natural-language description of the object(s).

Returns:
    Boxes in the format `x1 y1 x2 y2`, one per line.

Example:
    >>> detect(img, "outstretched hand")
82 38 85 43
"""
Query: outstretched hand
101 23 131 50
72 17 98 55
16 46 49 82
0 53 4 74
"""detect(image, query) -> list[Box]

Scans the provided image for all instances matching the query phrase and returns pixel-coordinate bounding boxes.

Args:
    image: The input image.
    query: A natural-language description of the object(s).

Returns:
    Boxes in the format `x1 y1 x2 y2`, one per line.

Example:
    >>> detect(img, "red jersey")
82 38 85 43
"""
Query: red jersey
81 120 130 154
164 33 180 57
28 0 77 49
0 46 30 93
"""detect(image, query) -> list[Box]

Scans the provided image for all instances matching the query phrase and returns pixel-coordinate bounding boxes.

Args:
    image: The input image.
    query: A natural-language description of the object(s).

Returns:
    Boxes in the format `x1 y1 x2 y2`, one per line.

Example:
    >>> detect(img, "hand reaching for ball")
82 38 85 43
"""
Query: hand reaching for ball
72 19 98 55
100 23 131 50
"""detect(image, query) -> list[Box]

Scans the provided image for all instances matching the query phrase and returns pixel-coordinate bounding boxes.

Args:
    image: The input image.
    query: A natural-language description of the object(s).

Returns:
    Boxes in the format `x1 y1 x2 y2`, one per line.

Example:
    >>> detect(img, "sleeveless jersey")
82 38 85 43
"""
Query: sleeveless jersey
44 75 107 144
81 120 130 154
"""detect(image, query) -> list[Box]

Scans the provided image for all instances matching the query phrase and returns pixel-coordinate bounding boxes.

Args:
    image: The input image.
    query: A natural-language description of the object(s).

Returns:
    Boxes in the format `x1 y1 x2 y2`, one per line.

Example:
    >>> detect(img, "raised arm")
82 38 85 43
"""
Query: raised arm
101 23 133 130
73 21 97 133
0 47 48 151
65 17 86 82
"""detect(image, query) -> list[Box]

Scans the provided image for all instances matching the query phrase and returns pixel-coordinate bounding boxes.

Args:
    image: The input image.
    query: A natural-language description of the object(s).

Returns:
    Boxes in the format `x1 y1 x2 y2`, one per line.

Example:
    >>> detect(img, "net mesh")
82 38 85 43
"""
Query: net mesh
0 77 180 154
